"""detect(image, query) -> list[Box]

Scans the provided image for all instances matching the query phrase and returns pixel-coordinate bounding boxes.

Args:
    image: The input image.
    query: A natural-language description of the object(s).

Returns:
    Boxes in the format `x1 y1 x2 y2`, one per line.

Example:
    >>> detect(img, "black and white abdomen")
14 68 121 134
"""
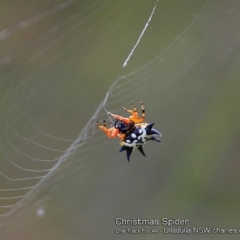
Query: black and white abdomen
119 122 161 161
122 124 148 148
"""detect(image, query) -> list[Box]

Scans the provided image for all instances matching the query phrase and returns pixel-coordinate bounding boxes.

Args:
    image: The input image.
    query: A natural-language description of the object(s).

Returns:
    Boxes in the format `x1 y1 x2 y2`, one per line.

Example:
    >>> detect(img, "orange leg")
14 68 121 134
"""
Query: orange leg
121 100 145 123
108 113 131 124
119 133 126 141
97 120 119 138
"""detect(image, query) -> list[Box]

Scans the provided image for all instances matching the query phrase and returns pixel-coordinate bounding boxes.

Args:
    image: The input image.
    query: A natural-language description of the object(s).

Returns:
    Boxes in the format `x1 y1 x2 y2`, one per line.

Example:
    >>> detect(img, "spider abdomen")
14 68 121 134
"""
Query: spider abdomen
122 124 148 147
119 123 161 161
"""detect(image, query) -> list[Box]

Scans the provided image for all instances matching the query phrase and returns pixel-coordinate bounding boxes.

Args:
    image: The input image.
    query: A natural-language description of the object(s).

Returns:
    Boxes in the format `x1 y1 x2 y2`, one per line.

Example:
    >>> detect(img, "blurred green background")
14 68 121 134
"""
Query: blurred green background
1 0 240 239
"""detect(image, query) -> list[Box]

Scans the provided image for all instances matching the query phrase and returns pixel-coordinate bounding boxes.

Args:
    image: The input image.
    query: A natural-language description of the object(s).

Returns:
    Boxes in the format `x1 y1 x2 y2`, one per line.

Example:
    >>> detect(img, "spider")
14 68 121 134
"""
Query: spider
97 100 161 161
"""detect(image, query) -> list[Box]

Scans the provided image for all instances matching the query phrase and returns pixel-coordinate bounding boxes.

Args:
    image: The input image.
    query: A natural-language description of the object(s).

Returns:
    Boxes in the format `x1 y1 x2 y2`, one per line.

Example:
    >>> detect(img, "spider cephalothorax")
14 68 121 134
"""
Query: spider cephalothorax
97 100 161 161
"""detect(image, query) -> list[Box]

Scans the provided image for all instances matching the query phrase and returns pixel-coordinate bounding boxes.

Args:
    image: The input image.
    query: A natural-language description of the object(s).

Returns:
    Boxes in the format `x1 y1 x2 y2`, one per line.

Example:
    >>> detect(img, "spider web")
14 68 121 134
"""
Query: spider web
1 0 240 239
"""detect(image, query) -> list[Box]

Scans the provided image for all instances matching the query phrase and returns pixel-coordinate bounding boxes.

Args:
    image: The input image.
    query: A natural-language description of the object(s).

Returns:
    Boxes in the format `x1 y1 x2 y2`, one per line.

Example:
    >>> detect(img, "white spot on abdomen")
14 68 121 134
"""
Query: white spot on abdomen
131 133 136 138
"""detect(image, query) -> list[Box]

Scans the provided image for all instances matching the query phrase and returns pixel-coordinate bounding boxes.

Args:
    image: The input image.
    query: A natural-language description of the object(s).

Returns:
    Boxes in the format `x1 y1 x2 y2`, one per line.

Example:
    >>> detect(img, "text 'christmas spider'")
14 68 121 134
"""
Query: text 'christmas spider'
97 100 162 161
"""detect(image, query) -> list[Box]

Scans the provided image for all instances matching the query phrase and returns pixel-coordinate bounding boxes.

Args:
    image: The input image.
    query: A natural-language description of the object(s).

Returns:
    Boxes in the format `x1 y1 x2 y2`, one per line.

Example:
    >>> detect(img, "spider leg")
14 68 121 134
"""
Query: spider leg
97 120 119 138
121 103 137 121
108 100 145 124
122 102 137 114
122 100 145 123
108 112 131 124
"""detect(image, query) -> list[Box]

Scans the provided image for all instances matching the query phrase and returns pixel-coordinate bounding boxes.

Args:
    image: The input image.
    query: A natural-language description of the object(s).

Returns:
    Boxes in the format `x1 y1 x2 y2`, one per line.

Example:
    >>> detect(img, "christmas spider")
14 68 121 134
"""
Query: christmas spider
97 100 161 161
